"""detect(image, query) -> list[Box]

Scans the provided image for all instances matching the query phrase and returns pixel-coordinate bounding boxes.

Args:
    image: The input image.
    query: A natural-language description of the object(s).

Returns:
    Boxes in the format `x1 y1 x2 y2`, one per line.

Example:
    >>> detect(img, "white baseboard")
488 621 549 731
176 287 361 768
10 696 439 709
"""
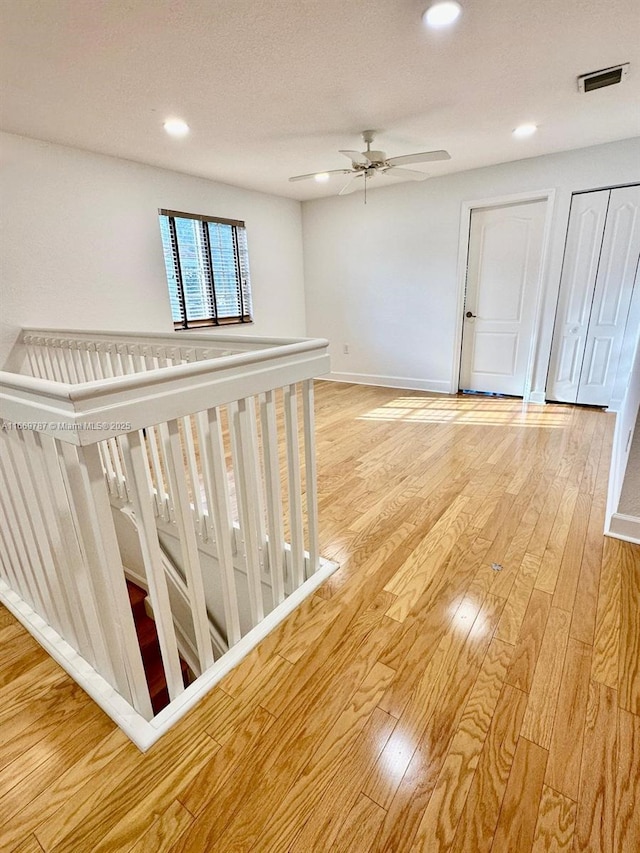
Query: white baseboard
324 372 452 395
606 512 640 545
0 555 339 752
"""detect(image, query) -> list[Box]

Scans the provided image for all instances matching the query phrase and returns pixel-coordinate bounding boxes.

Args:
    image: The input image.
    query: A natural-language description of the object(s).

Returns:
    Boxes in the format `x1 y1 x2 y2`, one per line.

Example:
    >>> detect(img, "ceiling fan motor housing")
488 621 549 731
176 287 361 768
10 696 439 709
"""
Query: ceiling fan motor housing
364 149 387 164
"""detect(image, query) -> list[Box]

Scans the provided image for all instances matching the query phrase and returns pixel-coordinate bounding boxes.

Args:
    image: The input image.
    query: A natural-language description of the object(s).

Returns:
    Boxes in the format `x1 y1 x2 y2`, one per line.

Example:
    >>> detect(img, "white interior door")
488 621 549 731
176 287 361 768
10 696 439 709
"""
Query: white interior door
459 199 547 396
546 191 609 403
577 185 640 405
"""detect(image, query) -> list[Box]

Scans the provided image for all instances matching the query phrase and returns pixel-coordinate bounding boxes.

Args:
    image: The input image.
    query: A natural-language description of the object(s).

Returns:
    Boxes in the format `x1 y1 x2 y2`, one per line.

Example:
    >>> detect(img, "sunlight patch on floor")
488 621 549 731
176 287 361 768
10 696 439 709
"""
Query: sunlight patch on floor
357 396 571 429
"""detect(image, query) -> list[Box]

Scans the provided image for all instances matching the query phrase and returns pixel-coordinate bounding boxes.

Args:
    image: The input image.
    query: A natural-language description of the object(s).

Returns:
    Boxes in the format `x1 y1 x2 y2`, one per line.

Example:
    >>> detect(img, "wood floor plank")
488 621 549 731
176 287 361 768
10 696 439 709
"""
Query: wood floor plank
0 384 634 853
552 492 591 612
410 638 514 851
535 484 579 594
545 638 592 801
328 793 387 853
115 800 193 853
573 681 617 853
490 736 548 853
449 684 528 853
614 708 640 853
378 533 492 718
367 596 483 809
288 707 396 852
592 538 622 689
33 728 219 853
618 541 640 715
384 495 472 621
0 678 104 774
527 476 567 558
495 552 541 645
570 497 606 645
179 705 275 818
521 607 571 749
505 589 552 694
9 835 45 853
193 661 394 853
531 784 577 852
170 597 400 853
0 700 108 802
372 595 506 853
0 729 130 853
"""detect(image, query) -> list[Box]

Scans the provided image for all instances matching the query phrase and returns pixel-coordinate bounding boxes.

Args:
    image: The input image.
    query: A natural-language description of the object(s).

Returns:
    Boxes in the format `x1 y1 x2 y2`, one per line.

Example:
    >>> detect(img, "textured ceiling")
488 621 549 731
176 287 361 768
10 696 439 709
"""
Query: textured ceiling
1 0 639 200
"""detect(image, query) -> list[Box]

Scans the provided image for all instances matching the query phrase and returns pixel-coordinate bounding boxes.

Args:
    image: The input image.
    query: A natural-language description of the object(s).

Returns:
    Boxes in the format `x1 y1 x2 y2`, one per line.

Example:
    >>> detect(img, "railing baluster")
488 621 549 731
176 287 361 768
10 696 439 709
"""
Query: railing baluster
260 390 286 604
40 339 59 381
37 432 95 664
182 415 206 538
302 379 320 577
284 383 305 588
61 440 153 716
120 430 185 703
0 521 21 592
181 349 207 539
0 445 48 616
70 341 87 383
5 429 76 643
200 407 242 646
162 419 215 671
229 398 265 626
25 339 39 378
87 343 125 498
0 466 31 603
147 426 169 520
46 338 65 382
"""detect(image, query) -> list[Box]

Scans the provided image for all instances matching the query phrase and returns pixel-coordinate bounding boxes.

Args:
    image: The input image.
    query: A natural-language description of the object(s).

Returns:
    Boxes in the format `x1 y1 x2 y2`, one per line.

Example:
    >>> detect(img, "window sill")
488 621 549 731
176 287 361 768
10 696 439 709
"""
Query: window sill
173 320 254 332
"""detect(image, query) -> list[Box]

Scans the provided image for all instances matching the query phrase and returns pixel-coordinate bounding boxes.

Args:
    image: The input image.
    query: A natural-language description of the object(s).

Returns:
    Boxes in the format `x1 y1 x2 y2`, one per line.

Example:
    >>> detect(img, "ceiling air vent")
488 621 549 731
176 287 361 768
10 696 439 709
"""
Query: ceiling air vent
578 64 629 93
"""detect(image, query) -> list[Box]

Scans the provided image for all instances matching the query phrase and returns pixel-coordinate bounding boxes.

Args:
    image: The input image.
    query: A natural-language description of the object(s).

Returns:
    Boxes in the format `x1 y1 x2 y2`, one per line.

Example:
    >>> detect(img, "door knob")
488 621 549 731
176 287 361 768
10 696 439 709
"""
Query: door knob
465 311 477 318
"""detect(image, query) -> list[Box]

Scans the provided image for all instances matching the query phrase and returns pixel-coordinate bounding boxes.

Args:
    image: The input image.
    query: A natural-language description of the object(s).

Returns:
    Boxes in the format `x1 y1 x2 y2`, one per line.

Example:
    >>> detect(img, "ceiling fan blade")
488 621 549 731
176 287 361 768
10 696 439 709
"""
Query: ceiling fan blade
339 173 365 195
382 166 430 181
386 150 451 167
339 149 370 166
289 168 352 182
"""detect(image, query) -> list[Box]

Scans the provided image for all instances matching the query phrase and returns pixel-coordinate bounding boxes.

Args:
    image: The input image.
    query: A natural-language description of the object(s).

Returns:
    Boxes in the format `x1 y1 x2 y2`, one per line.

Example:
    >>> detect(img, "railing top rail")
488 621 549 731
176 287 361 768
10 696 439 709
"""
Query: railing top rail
21 327 313 351
1 329 330 445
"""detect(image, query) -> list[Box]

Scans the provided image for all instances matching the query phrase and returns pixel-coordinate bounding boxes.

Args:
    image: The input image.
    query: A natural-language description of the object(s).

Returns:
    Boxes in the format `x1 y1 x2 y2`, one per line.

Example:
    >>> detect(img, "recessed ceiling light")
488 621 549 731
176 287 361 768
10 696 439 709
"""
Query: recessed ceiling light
513 123 538 138
423 2 462 28
163 118 190 138
314 173 330 183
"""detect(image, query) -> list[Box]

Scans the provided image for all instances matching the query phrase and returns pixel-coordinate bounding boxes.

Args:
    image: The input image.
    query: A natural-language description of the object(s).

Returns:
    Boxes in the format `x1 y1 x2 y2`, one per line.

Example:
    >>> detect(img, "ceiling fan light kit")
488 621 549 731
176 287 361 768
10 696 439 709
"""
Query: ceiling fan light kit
289 130 451 199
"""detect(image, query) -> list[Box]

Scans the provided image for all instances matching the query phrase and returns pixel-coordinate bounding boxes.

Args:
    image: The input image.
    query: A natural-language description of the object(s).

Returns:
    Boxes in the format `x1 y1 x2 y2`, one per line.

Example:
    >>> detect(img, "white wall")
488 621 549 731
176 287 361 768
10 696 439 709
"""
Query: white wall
302 137 640 397
607 329 640 543
0 133 307 369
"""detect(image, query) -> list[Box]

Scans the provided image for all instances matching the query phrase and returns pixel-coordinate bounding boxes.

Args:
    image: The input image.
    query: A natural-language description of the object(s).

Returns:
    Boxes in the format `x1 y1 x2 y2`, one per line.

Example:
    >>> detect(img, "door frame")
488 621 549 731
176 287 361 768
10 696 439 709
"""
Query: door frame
451 189 556 402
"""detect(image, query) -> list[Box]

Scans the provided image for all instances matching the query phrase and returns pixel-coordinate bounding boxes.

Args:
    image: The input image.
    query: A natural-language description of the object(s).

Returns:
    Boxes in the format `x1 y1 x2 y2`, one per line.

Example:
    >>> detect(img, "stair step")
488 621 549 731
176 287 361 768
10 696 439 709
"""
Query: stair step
126 578 190 715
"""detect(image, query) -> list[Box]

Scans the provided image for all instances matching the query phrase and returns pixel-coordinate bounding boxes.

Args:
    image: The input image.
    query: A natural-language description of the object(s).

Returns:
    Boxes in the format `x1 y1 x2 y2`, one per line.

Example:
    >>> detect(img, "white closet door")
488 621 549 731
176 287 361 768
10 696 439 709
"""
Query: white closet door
577 185 640 406
459 199 547 396
546 191 609 403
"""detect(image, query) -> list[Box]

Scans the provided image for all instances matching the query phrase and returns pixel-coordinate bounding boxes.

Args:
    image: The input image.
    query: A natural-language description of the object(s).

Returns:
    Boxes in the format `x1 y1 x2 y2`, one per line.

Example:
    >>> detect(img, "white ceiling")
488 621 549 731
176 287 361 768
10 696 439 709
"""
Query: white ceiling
1 0 639 200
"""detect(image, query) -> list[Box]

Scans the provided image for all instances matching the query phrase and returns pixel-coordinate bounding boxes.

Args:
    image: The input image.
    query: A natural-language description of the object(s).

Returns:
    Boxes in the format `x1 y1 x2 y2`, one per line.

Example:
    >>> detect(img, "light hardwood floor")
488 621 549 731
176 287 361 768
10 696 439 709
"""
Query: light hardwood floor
2 381 639 852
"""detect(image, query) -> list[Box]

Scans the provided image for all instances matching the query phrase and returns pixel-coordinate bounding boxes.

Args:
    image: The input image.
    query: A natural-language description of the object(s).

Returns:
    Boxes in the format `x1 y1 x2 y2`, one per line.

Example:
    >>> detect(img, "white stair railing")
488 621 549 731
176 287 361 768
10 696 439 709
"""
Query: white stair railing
0 328 333 749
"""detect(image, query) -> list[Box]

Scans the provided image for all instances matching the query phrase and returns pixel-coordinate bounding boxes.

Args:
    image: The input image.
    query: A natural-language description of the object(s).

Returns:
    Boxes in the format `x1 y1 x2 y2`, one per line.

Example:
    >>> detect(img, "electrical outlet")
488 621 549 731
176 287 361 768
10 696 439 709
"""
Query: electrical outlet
343 343 349 355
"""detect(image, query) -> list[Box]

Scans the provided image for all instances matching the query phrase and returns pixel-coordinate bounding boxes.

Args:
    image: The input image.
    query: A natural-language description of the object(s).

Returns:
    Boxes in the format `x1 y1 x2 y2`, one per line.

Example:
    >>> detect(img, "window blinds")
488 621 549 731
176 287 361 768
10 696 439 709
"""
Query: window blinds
159 210 252 329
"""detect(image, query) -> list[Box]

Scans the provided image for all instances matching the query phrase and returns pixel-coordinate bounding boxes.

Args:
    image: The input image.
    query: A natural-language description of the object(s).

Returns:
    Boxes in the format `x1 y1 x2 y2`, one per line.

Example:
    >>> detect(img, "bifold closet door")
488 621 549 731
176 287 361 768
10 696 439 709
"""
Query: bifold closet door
577 185 640 405
547 185 640 406
546 191 609 403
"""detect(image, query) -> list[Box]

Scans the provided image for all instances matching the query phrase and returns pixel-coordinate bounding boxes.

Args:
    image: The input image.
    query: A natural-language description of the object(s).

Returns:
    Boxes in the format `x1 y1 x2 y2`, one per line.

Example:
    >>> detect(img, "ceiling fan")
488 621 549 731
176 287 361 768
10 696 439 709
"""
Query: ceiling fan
289 130 451 196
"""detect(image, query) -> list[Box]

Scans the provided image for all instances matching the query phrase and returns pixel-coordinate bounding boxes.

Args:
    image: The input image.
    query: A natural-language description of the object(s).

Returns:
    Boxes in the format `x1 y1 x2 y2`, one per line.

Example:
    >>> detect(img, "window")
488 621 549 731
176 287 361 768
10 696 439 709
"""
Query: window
159 209 252 329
